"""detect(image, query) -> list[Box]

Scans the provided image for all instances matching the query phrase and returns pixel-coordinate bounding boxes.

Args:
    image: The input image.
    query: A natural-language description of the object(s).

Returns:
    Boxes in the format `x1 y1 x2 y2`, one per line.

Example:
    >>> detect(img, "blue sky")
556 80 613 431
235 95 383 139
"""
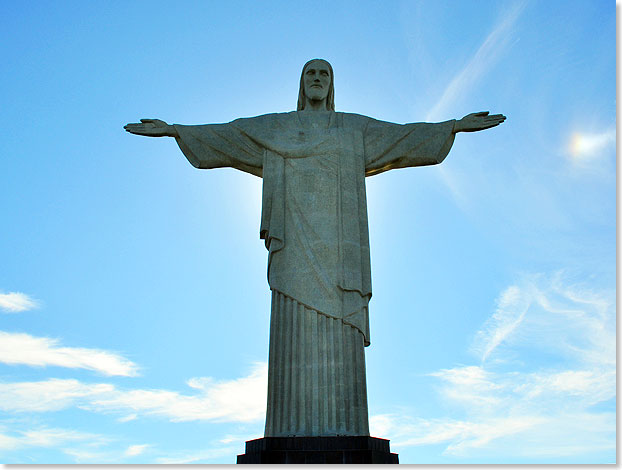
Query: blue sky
0 0 615 464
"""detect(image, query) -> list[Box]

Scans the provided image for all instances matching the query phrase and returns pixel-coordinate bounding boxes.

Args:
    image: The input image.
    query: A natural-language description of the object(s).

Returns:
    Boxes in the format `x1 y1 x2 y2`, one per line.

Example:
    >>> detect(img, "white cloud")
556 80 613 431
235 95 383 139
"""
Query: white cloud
426 3 526 210
0 362 268 424
0 432 21 451
155 446 236 464
0 292 38 312
426 2 526 121
0 331 139 377
219 434 249 444
62 448 111 463
0 379 114 412
58 439 149 463
472 284 533 361
117 413 137 423
61 443 131 464
21 428 101 448
430 363 614 418
0 425 102 452
375 411 614 459
88 361 268 423
124 444 150 457
375 273 615 460
471 273 615 367
373 414 546 452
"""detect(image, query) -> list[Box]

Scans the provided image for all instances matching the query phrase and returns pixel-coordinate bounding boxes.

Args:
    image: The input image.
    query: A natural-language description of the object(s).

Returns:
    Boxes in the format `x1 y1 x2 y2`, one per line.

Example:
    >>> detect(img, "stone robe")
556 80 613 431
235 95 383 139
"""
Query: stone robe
175 112 455 344
174 111 455 436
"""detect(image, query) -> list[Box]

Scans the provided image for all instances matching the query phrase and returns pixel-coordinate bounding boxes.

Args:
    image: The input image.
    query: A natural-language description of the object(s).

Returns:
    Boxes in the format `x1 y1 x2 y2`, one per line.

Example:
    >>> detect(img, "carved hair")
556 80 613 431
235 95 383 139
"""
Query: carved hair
297 59 335 111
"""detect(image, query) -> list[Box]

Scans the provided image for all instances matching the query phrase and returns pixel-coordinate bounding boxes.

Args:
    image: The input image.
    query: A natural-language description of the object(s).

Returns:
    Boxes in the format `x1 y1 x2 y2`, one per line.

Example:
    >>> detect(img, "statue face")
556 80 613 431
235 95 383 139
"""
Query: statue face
303 60 331 103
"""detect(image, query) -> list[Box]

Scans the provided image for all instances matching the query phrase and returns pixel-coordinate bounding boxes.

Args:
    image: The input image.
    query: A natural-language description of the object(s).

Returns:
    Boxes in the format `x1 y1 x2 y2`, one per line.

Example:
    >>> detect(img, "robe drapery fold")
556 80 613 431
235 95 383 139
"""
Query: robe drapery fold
174 112 455 345
265 290 369 437
175 111 455 436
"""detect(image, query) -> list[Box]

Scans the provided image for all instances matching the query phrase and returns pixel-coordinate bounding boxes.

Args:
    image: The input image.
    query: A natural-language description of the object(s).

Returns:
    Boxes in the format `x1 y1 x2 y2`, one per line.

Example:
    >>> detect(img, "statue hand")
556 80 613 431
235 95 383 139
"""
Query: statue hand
124 119 178 137
454 112 506 133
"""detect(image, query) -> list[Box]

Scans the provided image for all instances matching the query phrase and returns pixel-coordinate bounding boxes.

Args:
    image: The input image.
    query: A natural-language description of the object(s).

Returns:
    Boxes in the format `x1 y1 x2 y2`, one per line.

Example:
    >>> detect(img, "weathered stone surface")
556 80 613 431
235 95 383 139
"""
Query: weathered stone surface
265 291 369 437
168 102 457 437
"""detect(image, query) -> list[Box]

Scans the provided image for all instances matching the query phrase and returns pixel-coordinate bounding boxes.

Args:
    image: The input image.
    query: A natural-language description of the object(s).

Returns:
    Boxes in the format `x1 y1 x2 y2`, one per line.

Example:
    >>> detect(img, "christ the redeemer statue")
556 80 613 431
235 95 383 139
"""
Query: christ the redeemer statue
125 59 505 438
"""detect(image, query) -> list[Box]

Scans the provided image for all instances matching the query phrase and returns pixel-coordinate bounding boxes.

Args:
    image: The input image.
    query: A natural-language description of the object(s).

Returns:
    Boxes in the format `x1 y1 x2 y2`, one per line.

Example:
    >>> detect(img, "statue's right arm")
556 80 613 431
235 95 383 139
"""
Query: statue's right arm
125 117 265 177
124 119 178 138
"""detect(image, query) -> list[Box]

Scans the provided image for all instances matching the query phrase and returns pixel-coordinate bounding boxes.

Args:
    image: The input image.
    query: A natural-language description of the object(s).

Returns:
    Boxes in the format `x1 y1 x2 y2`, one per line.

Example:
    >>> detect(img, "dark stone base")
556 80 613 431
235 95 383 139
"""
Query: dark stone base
237 436 399 464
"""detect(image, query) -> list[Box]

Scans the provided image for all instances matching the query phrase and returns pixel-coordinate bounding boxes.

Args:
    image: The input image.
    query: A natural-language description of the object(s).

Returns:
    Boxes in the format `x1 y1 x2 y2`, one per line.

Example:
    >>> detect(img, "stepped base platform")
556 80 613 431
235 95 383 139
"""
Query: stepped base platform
237 436 399 464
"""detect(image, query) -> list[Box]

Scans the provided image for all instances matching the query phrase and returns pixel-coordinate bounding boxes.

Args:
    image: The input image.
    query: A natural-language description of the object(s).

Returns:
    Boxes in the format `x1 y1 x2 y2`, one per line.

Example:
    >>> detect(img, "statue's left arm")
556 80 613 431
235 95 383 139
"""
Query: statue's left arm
452 111 506 133
363 111 505 176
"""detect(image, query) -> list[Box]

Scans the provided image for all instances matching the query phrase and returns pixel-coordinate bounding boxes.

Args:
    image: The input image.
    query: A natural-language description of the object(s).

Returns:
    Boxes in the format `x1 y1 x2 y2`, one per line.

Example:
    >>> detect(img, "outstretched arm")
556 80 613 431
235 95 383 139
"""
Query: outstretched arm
124 116 266 177
453 111 506 133
124 119 179 138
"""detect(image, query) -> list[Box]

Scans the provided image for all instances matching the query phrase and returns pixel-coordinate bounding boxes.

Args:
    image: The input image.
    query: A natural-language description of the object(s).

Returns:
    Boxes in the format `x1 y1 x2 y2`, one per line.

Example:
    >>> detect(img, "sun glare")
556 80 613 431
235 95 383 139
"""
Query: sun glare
568 129 616 163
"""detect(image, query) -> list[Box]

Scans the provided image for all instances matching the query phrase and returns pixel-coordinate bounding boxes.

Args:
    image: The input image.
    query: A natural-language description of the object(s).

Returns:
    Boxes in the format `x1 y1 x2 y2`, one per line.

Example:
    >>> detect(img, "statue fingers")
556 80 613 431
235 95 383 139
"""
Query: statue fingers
124 123 145 131
124 123 151 134
486 119 504 128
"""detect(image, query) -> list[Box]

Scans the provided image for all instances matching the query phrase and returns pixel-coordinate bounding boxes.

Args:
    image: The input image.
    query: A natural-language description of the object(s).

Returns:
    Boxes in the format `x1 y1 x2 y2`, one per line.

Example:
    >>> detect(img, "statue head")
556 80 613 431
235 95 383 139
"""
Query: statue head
297 59 335 111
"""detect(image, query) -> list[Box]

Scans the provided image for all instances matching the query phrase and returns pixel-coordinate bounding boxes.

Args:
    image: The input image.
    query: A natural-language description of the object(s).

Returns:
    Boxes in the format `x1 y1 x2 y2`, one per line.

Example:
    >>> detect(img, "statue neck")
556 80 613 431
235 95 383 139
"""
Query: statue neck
304 97 328 112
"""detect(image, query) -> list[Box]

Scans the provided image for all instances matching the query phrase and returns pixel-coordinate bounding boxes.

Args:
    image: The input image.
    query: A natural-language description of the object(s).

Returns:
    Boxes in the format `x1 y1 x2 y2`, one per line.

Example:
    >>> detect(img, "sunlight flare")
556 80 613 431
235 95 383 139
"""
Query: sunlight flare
568 129 615 163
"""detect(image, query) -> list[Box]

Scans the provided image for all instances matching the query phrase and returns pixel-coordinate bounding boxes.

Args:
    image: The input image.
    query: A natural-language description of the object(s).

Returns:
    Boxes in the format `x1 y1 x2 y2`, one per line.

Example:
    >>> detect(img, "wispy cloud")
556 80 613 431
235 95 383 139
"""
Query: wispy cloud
0 362 268 424
0 331 139 377
471 272 615 366
154 445 237 464
472 284 534 361
427 1 526 211
62 442 230 464
124 444 150 457
373 411 613 459
219 434 250 445
0 292 38 313
61 437 239 463
0 425 103 452
372 414 546 452
372 379 614 459
430 363 614 417
426 1 526 121
88 361 268 423
61 448 113 463
117 413 137 423
372 273 615 460
61 442 144 464
0 379 114 412
57 438 149 463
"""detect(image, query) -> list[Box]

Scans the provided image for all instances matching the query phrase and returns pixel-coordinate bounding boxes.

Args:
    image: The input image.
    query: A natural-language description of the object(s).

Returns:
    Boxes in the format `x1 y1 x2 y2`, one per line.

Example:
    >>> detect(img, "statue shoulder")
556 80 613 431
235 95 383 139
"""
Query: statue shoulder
338 112 376 130
230 111 294 128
